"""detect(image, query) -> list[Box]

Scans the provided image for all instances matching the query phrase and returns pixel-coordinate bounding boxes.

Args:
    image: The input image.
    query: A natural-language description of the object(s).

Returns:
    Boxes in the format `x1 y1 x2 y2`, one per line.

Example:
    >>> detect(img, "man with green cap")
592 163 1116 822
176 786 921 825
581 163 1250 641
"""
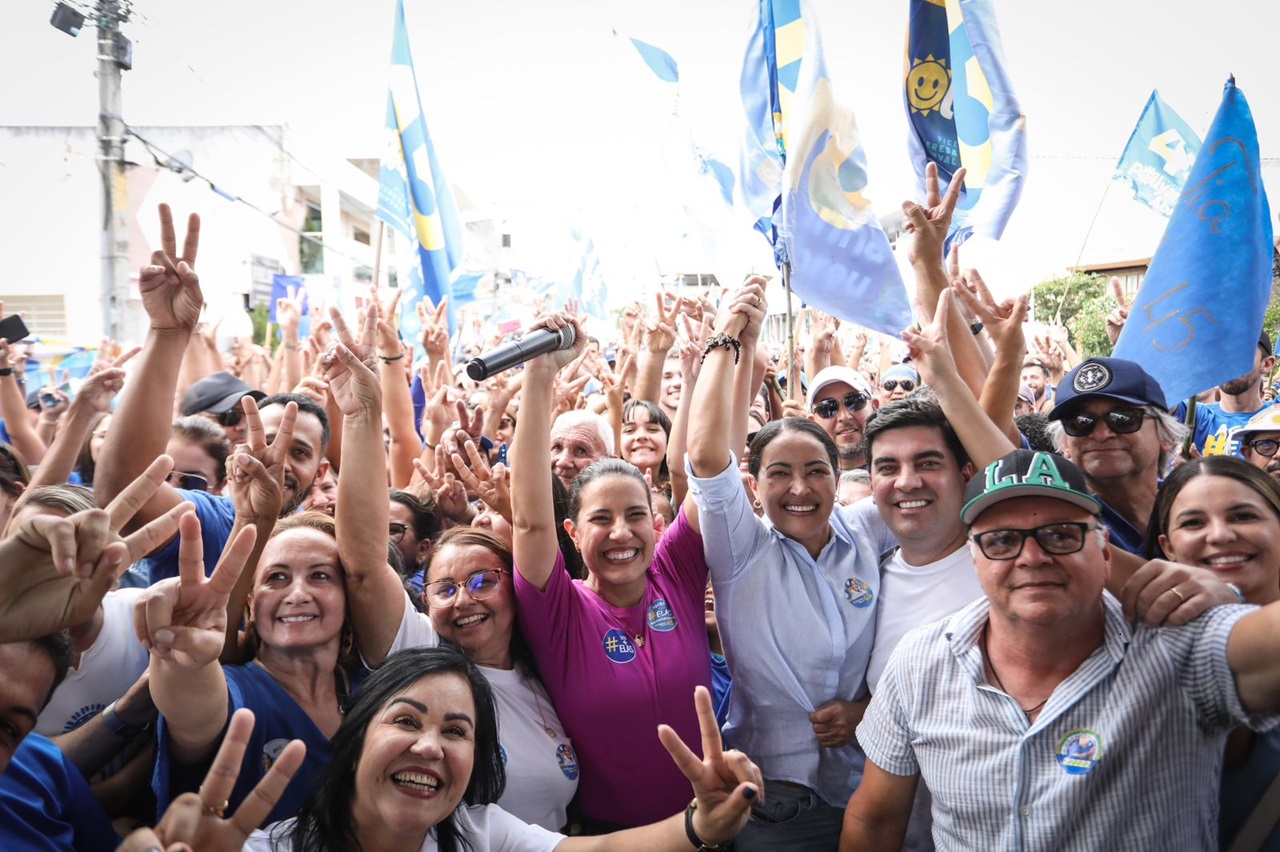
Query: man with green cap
841 449 1280 851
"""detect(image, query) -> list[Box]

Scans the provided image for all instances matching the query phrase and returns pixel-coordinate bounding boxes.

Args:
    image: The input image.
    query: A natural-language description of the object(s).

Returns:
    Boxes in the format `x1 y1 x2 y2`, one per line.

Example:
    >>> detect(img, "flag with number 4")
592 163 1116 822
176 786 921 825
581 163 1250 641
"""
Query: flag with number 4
1113 90 1202 218
1113 78 1272 403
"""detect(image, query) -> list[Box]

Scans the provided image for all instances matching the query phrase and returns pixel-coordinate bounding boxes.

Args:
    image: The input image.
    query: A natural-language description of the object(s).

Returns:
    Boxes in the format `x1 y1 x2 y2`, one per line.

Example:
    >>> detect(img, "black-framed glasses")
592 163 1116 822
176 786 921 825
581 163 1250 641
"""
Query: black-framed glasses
1060 408 1147 438
1244 437 1280 458
388 522 409 543
970 522 1099 560
881 379 916 393
167 471 210 492
424 569 505 609
812 391 869 420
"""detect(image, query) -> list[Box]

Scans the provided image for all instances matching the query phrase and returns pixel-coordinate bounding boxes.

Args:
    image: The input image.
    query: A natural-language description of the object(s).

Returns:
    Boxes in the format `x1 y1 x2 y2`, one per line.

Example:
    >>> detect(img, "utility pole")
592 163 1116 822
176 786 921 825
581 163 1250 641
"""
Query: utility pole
96 0 131 341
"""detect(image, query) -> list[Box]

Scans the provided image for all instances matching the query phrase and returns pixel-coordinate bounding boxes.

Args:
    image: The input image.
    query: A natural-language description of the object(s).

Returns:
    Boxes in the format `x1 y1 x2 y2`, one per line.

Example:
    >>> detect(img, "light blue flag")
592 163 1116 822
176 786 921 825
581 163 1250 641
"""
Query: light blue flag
1114 91 1202 218
905 0 1027 249
776 1 911 335
556 232 610 326
623 34 679 83
450 270 483 308
377 0 463 339
1113 78 1272 403
737 0 801 261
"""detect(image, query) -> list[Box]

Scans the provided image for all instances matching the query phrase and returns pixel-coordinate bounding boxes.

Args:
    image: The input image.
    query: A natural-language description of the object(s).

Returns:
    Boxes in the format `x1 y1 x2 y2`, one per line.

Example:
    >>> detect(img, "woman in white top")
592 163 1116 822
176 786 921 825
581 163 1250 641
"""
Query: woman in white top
240 645 761 852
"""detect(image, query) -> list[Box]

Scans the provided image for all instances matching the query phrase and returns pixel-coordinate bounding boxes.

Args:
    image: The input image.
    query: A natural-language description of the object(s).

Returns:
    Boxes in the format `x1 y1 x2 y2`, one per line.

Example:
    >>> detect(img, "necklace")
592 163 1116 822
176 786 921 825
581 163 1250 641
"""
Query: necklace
529 677 559 740
982 626 1049 716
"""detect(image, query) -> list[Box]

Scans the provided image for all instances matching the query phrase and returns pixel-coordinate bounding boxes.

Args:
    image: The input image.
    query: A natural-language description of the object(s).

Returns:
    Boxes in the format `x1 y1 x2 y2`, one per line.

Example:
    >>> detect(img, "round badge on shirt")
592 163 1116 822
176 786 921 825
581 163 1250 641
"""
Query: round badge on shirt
1056 729 1102 775
844 577 875 608
602 628 637 664
647 598 677 632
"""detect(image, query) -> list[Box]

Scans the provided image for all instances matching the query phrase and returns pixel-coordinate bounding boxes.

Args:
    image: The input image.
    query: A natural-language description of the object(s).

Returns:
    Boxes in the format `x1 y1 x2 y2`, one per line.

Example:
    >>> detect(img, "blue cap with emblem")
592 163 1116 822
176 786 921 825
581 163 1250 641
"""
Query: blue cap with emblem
1047 357 1167 420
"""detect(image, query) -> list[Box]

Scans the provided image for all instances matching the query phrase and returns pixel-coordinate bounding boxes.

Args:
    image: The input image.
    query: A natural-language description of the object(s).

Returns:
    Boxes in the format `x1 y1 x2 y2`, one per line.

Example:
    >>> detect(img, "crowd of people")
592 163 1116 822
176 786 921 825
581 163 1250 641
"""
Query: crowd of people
0 178 1277 852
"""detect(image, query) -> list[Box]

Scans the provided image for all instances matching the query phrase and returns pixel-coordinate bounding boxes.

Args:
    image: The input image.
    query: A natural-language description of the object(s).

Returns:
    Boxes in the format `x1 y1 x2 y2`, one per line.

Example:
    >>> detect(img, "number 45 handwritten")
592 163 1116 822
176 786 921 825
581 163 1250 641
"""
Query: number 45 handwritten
1140 282 1219 351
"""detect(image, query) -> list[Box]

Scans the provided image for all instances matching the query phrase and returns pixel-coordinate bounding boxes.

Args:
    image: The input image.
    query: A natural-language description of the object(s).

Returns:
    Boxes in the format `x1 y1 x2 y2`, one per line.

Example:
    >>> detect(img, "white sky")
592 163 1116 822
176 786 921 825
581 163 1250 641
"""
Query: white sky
3 0 1278 305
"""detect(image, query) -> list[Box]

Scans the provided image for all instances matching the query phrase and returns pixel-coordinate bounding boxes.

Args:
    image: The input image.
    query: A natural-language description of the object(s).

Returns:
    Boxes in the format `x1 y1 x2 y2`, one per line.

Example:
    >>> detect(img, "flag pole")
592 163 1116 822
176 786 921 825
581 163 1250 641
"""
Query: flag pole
1180 396 1197 459
372 221 387 291
1055 180 1115 325
783 261 798 401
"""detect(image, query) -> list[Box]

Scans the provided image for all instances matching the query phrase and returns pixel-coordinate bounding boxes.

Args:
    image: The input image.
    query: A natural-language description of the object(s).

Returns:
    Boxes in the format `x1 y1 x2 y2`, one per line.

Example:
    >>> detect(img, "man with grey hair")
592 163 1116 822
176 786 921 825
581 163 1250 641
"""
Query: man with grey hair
1044 357 1186 555
549 409 614 490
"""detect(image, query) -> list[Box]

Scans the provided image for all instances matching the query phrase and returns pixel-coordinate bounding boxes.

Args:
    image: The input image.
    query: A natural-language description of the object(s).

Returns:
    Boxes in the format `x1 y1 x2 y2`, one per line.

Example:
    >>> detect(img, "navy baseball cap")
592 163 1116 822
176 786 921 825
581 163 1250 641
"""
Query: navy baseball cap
1259 328 1273 357
1047 358 1167 420
962 449 1101 524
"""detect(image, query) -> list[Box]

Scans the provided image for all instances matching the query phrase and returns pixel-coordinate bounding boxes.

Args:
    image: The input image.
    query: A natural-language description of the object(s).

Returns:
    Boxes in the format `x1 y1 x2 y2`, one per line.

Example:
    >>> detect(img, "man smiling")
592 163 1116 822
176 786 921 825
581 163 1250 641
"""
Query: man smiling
808 366 876 471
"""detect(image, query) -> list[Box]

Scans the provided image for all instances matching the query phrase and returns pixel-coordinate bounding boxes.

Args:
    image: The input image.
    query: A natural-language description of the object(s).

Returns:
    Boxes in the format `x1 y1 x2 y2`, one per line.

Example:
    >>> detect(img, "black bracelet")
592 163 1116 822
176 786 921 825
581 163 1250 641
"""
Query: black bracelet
0 367 11 377
684 799 731 851
378 353 405 363
700 333 741 365
969 320 984 336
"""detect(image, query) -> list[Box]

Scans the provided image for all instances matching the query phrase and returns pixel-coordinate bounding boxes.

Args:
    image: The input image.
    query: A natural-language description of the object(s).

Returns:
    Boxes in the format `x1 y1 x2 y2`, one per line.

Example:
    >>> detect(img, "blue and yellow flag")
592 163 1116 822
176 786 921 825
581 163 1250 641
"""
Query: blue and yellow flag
377 0 462 338
765 1 910 335
1113 78 1272 403
737 0 801 260
1114 91 1202 218
905 0 1026 249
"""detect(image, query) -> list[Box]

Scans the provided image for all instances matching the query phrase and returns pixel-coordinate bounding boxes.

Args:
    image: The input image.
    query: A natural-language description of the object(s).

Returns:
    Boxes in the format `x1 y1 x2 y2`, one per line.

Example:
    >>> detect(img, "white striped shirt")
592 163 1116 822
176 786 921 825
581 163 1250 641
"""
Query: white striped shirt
859 593 1278 851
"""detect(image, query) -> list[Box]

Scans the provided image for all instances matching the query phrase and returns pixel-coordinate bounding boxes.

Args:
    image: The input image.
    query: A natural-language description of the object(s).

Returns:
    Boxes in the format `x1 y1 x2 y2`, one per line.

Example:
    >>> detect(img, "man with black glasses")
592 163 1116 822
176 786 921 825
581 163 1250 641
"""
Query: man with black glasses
1044 357 1186 555
1237 407 1280 482
842 449 1280 850
807 365 876 471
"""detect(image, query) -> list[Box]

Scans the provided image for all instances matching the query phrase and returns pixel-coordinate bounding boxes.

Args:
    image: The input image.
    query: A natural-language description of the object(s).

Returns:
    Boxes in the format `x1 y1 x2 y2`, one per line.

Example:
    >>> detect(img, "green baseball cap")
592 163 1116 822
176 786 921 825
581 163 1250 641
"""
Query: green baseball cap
961 449 1101 524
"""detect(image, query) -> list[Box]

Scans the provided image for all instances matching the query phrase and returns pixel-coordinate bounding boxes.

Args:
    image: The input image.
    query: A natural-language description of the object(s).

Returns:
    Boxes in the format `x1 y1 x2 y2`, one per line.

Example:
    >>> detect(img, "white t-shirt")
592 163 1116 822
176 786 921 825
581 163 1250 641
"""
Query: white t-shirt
866 546 983 692
37 588 149 736
386 593 577 831
246 803 563 851
480 665 578 831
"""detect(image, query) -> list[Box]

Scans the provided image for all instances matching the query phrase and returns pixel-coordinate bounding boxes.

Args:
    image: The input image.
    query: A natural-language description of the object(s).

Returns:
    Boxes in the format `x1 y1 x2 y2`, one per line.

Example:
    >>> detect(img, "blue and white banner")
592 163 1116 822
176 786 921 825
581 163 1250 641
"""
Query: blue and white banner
1113 78 1272 403
1114 90 1203 218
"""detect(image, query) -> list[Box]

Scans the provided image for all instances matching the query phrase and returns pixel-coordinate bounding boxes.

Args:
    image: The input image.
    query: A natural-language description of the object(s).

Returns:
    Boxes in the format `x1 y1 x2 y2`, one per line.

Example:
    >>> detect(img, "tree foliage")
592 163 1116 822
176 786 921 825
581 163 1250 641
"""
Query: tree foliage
1031 272 1112 359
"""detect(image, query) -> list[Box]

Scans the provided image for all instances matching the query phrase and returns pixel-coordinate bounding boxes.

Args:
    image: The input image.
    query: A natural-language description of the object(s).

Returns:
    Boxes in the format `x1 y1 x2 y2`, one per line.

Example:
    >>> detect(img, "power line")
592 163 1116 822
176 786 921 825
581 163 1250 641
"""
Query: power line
124 124 375 268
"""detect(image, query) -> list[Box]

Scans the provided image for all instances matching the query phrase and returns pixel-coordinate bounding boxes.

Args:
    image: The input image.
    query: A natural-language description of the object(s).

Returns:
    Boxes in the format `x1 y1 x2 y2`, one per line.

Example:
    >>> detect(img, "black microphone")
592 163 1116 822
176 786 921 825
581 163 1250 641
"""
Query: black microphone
465 324 577 381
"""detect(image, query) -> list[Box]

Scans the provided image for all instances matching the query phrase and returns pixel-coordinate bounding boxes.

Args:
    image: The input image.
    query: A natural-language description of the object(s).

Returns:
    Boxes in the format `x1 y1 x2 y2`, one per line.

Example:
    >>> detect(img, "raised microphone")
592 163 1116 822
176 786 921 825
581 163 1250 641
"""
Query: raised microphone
465 324 577 381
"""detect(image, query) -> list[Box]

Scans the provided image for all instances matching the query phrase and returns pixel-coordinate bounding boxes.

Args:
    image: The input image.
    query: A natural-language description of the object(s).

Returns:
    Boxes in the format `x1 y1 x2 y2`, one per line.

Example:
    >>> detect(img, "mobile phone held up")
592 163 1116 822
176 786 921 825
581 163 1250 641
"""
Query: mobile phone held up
0 314 31 345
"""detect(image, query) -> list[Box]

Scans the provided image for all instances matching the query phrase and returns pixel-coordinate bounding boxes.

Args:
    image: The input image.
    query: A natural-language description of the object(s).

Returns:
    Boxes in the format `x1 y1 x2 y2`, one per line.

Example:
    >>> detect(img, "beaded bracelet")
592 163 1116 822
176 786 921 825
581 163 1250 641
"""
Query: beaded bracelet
700 333 741 365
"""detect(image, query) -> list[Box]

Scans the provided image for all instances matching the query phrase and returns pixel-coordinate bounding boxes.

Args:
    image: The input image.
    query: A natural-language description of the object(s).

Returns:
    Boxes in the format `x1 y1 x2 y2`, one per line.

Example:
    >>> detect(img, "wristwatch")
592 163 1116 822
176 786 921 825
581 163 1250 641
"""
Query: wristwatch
684 799 732 851
100 701 145 737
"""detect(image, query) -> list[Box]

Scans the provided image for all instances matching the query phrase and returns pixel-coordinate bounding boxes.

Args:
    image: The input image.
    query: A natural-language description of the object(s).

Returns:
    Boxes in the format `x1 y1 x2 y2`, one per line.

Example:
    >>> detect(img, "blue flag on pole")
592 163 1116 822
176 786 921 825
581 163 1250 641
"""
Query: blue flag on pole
1113 91 1202 218
772 1 911 335
737 0 800 262
905 0 1027 249
622 34 680 83
1113 78 1272 403
377 0 462 339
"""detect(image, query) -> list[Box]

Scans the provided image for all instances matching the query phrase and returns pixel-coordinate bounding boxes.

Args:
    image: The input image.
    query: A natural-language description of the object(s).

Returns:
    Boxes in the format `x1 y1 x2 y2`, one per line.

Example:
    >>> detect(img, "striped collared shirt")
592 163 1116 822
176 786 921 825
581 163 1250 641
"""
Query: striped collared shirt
859 593 1278 851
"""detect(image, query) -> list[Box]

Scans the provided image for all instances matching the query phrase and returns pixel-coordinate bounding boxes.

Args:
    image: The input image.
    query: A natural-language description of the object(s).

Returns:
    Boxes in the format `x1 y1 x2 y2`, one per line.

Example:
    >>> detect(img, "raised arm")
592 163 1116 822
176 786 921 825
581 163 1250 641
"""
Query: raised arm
17 365 125 498
952 272 1028 447
687 279 768 482
136 511 253 764
326 307 404 667
632 294 678 405
510 313 586 590
1228 600 1280 713
0 327 45 464
96 204 203 531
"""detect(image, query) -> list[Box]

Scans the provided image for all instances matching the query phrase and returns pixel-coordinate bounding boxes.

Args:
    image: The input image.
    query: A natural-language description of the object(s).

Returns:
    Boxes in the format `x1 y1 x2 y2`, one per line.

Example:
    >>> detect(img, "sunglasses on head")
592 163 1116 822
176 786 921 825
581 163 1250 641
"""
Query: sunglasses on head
812 392 869 420
881 379 916 393
1060 407 1147 438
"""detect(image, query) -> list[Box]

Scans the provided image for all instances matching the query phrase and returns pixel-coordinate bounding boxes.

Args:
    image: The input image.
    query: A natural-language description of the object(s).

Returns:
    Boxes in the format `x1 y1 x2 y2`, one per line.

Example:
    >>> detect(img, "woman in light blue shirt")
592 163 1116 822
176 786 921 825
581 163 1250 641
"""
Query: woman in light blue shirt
686 279 894 852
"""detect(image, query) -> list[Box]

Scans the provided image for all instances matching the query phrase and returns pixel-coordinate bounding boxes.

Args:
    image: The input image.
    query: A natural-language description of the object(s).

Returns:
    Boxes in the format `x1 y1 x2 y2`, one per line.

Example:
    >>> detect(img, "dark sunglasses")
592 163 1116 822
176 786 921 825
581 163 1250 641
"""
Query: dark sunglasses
881 379 916 393
216 407 244 428
1061 408 1147 438
166 471 210 492
812 392 869 420
1244 437 1280 458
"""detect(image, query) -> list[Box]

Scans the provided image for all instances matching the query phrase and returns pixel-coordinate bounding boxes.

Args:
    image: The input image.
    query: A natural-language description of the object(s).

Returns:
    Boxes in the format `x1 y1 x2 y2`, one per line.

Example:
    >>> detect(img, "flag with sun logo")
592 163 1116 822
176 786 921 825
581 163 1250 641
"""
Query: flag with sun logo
905 0 1027 249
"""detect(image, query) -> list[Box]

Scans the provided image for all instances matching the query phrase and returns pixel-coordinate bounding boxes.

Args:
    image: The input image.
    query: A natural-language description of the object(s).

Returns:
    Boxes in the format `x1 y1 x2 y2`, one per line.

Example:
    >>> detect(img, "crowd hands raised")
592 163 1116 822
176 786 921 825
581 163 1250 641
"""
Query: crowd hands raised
0 176 1276 850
